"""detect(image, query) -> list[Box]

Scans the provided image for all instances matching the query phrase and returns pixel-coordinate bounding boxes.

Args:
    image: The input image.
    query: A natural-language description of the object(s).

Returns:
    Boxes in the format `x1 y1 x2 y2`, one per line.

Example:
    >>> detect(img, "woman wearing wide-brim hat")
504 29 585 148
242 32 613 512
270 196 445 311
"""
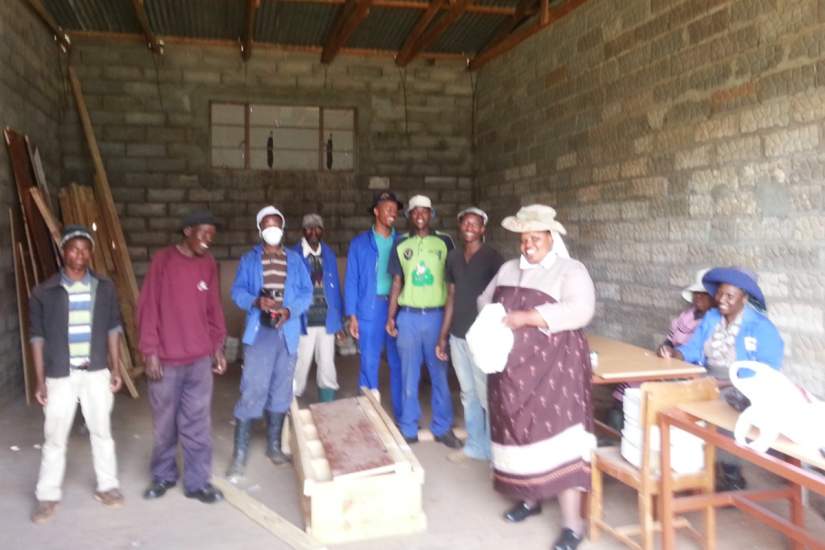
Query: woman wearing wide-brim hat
660 266 784 490
476 204 596 550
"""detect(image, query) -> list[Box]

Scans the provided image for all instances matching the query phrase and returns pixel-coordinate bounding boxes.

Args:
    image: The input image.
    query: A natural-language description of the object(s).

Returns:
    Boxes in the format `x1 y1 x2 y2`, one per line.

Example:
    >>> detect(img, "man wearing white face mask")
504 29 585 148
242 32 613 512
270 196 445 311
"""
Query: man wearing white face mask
227 206 313 481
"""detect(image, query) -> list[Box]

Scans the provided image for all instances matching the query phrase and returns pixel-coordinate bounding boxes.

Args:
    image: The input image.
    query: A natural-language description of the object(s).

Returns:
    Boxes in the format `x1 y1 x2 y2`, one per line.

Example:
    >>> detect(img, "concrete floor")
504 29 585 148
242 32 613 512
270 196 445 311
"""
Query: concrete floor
1 355 823 550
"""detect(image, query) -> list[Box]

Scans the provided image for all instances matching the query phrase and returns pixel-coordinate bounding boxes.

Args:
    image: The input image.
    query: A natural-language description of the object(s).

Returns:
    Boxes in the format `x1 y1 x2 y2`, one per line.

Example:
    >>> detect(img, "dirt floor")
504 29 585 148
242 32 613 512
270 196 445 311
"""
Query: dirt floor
1 355 823 550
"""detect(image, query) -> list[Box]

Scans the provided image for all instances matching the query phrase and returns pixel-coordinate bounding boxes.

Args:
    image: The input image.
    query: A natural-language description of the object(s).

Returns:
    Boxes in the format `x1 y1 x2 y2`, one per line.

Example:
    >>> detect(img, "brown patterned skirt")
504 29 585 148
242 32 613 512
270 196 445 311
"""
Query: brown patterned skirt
489 285 595 501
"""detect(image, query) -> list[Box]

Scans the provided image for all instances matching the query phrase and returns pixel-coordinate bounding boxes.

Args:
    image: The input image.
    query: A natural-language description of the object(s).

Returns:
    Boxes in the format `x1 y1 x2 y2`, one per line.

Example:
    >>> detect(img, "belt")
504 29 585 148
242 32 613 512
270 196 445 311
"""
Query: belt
400 306 443 314
71 363 90 370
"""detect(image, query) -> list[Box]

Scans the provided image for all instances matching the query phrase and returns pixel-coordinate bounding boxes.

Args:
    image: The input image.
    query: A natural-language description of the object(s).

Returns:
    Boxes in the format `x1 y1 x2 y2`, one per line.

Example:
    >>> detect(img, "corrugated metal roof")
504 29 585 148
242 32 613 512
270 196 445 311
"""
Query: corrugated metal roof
146 0 243 40
256 1 338 46
40 0 536 58
347 7 422 51
433 12 505 54
44 0 140 33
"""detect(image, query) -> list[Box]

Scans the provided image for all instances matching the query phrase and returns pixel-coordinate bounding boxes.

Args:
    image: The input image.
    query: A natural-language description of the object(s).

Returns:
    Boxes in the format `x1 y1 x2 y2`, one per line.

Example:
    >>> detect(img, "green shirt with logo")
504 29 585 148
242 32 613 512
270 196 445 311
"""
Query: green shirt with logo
388 232 454 308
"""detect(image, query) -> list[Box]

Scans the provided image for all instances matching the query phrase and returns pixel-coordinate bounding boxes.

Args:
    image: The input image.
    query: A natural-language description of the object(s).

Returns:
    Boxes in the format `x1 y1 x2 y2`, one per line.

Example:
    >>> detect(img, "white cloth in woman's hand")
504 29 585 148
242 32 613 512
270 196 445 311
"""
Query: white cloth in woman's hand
466 303 514 374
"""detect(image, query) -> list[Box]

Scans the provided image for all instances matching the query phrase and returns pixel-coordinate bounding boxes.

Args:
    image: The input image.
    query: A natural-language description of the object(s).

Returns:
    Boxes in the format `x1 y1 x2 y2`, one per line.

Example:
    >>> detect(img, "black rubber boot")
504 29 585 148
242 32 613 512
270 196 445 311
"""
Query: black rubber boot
226 419 252 481
716 462 747 491
265 411 290 465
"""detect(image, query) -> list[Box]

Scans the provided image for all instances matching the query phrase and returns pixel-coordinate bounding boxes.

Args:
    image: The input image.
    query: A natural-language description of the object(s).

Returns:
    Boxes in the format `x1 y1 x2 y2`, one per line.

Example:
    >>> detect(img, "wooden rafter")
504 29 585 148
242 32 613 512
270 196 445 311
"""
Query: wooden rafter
279 0 514 16
468 0 588 71
131 0 163 53
396 0 445 66
396 0 466 67
70 30 468 61
241 0 260 61
321 0 373 64
22 0 71 51
482 0 538 52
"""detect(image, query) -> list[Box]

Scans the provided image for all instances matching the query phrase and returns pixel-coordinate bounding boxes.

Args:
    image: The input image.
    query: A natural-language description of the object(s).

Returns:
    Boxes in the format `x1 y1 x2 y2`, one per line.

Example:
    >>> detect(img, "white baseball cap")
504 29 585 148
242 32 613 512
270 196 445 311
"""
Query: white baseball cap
457 207 488 225
406 194 434 216
256 205 285 229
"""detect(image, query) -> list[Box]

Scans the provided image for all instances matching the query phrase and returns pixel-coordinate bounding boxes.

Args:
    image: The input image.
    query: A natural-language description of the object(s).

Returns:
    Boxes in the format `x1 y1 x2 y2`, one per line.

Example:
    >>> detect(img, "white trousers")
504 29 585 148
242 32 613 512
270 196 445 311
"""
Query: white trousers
35 369 119 501
294 326 338 396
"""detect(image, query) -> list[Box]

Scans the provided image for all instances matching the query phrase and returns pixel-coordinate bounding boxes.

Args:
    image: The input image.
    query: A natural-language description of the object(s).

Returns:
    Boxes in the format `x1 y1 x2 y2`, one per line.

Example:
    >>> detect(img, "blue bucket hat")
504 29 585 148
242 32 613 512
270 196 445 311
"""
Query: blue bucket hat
702 267 766 310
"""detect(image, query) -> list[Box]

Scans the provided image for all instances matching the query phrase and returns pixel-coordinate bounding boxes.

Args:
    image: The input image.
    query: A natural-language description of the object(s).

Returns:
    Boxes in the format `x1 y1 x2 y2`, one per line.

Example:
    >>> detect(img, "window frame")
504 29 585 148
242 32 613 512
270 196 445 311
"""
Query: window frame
209 101 357 172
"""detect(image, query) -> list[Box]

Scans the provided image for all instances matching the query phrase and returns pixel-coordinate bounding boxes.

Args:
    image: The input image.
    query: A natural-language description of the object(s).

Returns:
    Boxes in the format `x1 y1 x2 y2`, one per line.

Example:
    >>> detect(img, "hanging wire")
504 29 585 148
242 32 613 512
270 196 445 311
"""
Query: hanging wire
56 43 71 123
469 71 478 154
398 66 409 135
151 51 166 114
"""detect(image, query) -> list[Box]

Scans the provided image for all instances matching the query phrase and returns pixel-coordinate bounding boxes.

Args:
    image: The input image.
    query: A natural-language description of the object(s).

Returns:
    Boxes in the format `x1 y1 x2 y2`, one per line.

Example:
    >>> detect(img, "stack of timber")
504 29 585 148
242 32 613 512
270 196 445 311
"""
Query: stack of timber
4 63 144 401
5 127 61 404
289 389 427 544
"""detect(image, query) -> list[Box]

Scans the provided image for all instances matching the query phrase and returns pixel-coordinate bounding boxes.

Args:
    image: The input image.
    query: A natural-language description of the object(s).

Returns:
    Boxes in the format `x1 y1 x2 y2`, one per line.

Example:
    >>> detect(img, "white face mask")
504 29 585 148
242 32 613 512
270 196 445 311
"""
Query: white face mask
261 226 283 246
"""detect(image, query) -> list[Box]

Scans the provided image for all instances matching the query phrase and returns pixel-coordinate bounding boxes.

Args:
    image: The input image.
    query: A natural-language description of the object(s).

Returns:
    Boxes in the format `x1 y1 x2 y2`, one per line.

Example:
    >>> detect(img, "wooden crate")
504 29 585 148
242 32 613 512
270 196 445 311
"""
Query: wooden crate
289 390 426 544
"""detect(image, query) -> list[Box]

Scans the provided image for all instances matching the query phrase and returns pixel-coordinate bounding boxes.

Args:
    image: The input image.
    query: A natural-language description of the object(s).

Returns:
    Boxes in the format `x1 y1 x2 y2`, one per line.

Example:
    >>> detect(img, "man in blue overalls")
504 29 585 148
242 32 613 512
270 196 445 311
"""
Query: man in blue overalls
344 191 404 419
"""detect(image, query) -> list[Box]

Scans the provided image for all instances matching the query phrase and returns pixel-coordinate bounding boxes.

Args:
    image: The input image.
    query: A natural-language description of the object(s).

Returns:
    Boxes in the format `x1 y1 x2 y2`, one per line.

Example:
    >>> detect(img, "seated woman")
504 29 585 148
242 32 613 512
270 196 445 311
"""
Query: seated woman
657 268 714 355
659 266 784 490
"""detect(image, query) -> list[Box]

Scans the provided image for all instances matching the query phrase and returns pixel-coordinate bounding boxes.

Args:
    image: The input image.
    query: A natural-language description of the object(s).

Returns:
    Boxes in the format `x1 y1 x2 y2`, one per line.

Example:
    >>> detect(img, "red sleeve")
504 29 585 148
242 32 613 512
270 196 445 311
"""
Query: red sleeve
206 257 227 352
137 249 165 357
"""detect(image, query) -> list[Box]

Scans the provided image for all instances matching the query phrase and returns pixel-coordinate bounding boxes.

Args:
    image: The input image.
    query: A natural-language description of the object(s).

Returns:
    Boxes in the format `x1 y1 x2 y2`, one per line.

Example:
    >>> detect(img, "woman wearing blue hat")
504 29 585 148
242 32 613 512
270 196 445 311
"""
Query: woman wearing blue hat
659 266 784 490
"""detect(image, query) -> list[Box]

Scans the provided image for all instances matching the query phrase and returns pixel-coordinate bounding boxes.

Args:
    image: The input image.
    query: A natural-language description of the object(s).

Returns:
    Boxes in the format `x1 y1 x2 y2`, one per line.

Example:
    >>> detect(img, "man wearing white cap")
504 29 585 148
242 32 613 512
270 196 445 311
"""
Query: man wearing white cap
289 213 343 403
436 207 503 462
226 206 312 481
386 195 462 448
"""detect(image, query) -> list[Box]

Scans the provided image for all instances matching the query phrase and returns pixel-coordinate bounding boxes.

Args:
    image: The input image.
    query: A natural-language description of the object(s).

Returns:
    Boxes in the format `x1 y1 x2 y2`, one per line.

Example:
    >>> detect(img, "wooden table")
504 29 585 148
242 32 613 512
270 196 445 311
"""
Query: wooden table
588 334 706 384
659 399 825 550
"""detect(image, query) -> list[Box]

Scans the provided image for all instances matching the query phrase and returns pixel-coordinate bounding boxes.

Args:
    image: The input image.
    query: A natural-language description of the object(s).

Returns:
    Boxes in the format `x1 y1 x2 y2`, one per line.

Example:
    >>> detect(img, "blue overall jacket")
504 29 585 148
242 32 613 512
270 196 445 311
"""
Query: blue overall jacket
288 241 343 335
231 244 313 355
344 228 399 321
677 304 784 370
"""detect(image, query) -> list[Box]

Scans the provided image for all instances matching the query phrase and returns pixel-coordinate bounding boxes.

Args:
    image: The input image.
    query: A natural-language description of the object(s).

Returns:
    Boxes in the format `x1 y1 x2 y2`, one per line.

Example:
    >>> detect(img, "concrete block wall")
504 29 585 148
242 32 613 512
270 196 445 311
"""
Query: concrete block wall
0 1 65 404
61 43 474 275
475 0 825 396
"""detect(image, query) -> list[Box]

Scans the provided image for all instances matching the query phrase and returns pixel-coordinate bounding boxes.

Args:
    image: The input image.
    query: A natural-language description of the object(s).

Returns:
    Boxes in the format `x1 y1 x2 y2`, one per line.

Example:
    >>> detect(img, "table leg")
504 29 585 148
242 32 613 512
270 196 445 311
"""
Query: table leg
788 458 805 550
659 414 675 550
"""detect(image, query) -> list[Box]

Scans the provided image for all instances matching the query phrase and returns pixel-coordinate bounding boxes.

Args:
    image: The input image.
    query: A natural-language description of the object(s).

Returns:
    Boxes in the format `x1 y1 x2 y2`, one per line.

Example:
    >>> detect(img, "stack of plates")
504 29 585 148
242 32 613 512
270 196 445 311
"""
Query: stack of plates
620 388 705 475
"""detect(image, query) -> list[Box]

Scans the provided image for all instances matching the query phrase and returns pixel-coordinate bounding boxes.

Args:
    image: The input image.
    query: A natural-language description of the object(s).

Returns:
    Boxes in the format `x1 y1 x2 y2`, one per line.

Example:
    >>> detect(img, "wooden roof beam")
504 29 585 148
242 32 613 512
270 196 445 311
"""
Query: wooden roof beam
22 0 71 52
321 0 373 64
131 0 163 54
396 0 465 67
241 0 260 60
278 0 515 16
468 0 588 71
395 0 444 66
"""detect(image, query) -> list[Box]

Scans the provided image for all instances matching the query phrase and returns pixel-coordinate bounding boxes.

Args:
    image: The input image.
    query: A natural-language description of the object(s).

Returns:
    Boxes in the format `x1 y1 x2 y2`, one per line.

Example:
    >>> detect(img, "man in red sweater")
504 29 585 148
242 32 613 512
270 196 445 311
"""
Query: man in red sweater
137 210 227 504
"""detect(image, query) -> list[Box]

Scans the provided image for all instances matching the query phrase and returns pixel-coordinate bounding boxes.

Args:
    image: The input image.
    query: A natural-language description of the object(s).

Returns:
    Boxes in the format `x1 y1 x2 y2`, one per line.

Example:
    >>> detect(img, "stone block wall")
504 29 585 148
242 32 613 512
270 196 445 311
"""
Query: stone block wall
475 0 825 396
0 1 65 404
61 43 475 275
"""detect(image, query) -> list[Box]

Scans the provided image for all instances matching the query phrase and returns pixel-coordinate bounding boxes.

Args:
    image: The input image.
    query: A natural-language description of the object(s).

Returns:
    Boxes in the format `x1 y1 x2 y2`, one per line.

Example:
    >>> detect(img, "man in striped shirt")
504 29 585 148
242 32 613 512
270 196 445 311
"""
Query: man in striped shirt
29 225 124 523
227 206 312 481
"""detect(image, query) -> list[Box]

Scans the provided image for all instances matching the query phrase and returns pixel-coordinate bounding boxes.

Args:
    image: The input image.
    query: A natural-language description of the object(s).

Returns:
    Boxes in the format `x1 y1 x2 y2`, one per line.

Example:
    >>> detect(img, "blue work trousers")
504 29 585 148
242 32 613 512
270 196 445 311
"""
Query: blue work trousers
357 299 402 420
396 308 453 439
234 326 296 420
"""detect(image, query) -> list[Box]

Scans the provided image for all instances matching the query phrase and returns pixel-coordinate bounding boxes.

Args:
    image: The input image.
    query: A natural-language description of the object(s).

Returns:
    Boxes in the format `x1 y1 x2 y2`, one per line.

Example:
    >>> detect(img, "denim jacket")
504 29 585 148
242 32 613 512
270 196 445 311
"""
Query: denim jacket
231 244 313 355
344 228 399 321
677 304 784 370
288 241 343 335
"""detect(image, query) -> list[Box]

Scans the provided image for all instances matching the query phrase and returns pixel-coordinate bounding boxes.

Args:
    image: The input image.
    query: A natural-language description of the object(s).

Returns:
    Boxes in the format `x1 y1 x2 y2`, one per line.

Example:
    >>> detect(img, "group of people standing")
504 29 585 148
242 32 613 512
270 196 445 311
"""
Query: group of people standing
26 190 787 550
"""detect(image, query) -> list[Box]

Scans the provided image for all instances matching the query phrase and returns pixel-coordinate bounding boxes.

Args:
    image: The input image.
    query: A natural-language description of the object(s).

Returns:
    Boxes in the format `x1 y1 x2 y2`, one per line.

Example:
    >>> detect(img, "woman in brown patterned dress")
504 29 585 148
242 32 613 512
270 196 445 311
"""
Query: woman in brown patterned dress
477 205 596 550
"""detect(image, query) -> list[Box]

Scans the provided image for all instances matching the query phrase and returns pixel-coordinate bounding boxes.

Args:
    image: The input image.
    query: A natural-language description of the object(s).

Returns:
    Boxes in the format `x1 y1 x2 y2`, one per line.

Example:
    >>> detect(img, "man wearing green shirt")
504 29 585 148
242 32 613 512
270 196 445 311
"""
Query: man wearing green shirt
386 195 461 448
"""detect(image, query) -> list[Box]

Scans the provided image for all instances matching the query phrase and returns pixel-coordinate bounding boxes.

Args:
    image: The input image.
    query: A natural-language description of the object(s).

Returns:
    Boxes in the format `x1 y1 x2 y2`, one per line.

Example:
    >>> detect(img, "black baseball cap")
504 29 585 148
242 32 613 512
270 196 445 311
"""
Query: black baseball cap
180 210 220 230
368 191 403 214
